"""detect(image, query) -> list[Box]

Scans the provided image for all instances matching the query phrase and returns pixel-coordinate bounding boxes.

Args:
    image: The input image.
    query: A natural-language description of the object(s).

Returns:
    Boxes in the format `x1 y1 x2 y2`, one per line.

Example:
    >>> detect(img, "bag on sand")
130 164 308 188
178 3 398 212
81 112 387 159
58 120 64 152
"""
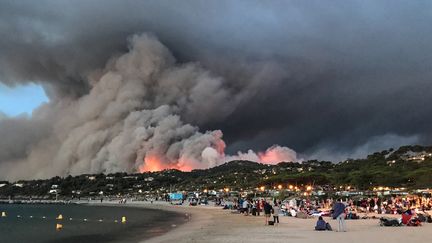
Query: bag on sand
407 218 422 227
268 221 274 225
418 214 426 222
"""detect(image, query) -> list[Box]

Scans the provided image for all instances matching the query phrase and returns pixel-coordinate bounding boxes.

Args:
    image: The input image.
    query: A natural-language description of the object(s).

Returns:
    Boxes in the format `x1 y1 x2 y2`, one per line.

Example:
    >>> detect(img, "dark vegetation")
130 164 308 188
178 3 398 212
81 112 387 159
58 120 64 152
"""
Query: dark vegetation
1 145 431 199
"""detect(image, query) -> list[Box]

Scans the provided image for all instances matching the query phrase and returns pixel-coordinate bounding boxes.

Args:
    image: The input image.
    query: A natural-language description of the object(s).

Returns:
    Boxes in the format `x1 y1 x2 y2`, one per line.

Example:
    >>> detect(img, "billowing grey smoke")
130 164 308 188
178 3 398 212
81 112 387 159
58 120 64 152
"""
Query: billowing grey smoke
0 34 298 180
0 115 50 163
0 35 224 178
1 1 432 180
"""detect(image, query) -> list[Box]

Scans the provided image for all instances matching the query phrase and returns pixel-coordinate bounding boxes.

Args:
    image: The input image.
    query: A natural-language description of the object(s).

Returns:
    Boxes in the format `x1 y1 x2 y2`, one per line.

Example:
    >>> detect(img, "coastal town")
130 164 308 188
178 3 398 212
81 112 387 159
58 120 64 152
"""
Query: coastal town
1 146 431 208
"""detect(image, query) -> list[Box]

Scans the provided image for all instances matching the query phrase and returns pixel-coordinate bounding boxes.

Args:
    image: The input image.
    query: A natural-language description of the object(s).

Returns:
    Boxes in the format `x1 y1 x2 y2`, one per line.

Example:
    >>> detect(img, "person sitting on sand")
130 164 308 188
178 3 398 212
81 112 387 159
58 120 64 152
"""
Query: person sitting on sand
401 209 414 225
346 206 359 219
263 201 273 225
290 208 297 217
315 216 332 231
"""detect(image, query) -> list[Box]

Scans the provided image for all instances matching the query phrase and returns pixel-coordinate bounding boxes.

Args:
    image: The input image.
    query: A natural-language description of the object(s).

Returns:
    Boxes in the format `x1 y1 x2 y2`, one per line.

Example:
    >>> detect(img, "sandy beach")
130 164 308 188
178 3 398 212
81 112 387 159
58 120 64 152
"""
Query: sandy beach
98 202 432 243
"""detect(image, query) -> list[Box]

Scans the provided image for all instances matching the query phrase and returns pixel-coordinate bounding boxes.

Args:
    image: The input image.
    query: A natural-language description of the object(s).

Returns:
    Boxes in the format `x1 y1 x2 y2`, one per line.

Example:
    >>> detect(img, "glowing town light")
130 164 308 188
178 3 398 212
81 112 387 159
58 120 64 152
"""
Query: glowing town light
277 185 283 190
306 186 312 191
260 186 265 191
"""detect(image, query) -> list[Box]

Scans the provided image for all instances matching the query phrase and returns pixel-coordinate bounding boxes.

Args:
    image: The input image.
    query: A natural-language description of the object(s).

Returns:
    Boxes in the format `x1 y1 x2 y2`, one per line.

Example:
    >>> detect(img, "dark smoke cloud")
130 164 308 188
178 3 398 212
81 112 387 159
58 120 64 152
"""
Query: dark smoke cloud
1 0 432 178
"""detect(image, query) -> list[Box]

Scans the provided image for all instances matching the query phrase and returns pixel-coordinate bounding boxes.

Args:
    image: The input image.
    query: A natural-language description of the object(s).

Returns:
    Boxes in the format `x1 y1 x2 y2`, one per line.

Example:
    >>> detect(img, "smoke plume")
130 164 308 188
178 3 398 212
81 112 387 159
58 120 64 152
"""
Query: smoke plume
1 1 431 179
0 34 298 180
226 145 299 164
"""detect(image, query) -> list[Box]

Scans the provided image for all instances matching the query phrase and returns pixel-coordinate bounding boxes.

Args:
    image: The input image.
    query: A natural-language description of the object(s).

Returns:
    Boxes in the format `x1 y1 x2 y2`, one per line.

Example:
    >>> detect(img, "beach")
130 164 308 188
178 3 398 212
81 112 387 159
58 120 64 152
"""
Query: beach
105 202 432 243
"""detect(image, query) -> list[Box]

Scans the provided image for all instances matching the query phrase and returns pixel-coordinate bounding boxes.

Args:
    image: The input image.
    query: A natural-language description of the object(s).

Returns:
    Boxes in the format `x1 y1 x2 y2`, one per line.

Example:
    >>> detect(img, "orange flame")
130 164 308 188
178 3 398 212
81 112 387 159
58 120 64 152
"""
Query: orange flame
139 132 227 173
139 155 195 172
140 155 166 172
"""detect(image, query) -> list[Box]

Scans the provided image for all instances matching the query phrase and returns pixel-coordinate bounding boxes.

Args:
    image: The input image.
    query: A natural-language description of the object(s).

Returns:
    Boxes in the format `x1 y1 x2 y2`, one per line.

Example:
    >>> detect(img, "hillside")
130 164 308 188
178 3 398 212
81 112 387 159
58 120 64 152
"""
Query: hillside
1 145 431 198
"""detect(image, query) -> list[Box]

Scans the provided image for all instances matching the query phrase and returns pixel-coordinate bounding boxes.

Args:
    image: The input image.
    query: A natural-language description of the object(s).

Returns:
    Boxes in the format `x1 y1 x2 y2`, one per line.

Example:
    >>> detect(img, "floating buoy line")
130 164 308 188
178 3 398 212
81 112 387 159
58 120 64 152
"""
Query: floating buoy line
0 211 129 226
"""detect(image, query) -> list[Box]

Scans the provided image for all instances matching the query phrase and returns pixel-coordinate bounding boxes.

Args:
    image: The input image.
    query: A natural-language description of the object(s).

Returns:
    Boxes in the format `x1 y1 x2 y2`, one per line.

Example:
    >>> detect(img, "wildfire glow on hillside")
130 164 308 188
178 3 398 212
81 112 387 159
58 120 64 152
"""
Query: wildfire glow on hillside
140 143 300 172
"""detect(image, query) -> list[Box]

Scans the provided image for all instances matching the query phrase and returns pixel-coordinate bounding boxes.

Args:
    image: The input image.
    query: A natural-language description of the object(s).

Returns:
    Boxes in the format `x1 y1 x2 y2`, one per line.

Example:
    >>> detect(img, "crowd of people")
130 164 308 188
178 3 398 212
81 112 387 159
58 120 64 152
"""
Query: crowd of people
223 198 283 225
221 194 432 231
351 196 432 214
277 195 432 219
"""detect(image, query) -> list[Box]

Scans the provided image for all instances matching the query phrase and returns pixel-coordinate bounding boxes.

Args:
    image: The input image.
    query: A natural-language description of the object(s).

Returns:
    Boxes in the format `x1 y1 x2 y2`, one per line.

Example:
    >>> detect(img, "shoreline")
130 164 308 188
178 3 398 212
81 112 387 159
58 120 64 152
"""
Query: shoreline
94 201 432 243
90 201 213 243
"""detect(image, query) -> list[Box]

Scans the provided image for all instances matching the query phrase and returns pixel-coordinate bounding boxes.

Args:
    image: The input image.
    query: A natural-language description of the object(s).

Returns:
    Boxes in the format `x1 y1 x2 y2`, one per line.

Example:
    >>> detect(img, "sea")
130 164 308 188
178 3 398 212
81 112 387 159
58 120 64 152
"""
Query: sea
0 203 184 243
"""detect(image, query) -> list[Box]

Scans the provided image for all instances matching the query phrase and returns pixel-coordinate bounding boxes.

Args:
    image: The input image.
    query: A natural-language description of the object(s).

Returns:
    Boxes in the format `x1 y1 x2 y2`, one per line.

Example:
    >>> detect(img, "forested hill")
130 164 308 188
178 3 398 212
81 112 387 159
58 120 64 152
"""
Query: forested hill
1 145 432 198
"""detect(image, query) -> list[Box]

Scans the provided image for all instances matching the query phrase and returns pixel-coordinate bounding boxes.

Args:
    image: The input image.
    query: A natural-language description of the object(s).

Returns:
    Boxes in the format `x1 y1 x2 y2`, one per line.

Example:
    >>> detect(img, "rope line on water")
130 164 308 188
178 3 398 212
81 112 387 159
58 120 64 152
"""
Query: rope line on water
0 212 127 223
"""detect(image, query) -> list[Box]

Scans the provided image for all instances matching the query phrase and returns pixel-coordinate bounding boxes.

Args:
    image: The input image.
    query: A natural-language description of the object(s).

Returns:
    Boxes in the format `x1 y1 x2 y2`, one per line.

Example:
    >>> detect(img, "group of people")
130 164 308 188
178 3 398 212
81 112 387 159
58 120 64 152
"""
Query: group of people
280 195 432 220
234 198 281 225
232 197 348 230
313 198 347 232
226 195 432 232
311 196 432 215
355 196 432 215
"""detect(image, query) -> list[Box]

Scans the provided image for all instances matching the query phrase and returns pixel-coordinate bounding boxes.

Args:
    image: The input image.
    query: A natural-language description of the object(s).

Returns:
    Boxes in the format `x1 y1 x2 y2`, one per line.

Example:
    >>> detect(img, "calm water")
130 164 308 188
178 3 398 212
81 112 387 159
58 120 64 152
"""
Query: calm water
0 204 184 243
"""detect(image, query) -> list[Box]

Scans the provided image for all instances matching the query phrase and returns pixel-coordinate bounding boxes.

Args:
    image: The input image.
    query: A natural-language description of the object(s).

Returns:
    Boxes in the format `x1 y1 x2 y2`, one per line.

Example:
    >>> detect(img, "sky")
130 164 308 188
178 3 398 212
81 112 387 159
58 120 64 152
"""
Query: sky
1 0 432 179
0 83 48 116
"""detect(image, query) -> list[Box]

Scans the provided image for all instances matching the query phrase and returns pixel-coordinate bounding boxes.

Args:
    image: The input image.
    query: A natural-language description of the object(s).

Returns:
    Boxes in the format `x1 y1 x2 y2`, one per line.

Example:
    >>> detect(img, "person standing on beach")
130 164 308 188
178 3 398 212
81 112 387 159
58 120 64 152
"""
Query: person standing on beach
256 200 261 216
333 199 346 232
263 201 273 225
273 203 280 224
243 199 249 216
